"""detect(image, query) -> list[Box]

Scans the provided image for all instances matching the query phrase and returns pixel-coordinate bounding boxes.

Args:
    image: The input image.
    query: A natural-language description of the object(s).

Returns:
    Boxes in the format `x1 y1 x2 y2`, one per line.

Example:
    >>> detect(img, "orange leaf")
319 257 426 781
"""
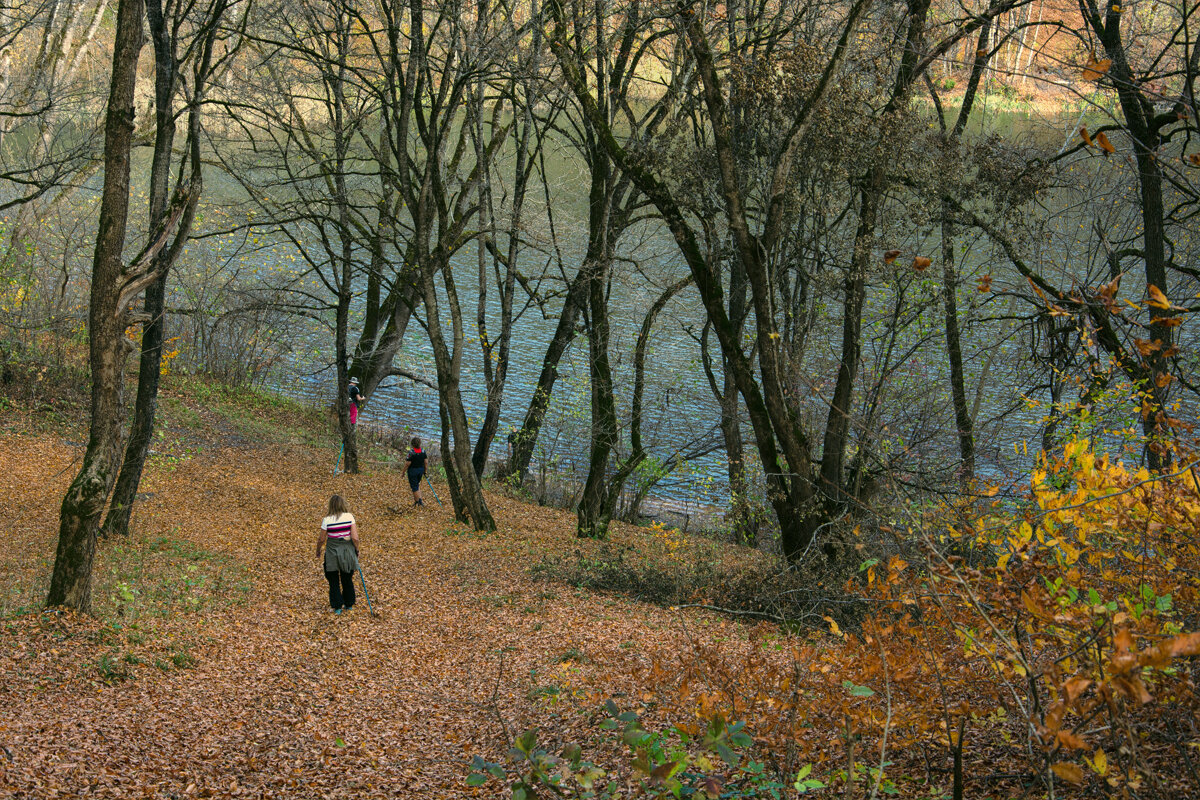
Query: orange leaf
1147 284 1171 309
1052 762 1085 784
1082 54 1112 81
1063 677 1092 703
1139 642 1172 669
977 274 993 293
1056 729 1089 750
1097 274 1120 301
1022 589 1049 619
1119 676 1154 705
1134 338 1161 356
1044 701 1066 733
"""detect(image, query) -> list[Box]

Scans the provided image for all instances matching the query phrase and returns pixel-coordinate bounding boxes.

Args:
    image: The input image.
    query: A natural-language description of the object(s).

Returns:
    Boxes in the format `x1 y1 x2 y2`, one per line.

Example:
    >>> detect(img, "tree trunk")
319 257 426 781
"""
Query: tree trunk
47 0 145 611
716 252 752 543
820 182 875 505
940 212 976 484
471 139 527 478
1086 0 1174 469
102 275 167 537
351 267 420 398
934 18 992 487
576 255 617 538
422 250 496 530
720 372 752 542
331 22 358 476
575 111 619 539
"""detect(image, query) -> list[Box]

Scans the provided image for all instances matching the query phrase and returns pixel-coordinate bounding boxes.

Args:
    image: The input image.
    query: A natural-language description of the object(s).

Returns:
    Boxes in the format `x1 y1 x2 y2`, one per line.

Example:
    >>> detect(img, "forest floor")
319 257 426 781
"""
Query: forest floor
0 376 772 799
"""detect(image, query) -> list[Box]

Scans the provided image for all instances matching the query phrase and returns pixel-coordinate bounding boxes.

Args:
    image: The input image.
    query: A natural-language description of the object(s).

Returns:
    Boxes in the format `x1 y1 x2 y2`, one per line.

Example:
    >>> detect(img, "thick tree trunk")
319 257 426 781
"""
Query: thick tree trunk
576 256 617 538
575 132 618 539
47 0 145 611
351 268 420 398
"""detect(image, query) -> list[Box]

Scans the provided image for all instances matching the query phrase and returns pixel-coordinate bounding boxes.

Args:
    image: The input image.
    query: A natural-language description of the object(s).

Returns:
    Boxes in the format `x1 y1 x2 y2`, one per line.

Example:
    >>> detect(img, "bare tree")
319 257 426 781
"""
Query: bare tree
548 0 1029 559
221 0 379 474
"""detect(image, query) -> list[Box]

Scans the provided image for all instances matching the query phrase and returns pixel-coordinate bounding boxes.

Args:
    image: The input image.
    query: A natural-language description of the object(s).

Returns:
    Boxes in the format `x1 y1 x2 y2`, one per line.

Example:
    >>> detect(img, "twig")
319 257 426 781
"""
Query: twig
869 631 893 800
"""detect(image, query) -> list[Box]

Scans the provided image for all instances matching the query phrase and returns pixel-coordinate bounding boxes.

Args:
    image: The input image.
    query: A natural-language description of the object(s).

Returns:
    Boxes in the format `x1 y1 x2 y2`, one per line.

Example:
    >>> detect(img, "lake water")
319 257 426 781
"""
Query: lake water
184 104 1183 522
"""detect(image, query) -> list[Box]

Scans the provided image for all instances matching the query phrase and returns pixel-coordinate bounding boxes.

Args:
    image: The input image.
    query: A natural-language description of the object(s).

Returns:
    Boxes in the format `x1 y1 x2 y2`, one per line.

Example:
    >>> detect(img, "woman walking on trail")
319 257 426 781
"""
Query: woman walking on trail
317 494 359 613
405 437 427 506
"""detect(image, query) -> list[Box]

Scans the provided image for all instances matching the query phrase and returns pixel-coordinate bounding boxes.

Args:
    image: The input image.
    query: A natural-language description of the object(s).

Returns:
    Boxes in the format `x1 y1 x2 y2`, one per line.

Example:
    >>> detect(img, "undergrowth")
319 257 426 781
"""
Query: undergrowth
2 530 251 623
500 438 1200 799
531 526 871 630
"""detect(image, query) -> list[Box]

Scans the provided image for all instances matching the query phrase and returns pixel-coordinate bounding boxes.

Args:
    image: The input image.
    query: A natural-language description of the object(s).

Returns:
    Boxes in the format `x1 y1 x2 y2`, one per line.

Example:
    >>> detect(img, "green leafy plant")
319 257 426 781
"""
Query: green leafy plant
467 703 821 799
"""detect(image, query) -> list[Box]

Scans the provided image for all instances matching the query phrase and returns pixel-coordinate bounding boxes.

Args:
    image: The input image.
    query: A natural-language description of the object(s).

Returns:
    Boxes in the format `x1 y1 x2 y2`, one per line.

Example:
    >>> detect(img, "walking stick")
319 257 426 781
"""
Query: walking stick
334 441 344 475
356 564 377 616
424 473 443 507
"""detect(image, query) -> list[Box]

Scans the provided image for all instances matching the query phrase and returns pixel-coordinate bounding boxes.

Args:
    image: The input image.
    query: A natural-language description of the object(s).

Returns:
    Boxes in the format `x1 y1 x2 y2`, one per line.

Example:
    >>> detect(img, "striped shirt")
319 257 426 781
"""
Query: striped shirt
321 513 355 539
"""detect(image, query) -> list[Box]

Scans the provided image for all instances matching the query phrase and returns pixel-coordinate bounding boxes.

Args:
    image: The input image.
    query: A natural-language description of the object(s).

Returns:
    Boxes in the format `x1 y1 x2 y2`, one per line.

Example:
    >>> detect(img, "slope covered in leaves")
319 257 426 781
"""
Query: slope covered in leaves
4 382 1198 798
0 388 764 799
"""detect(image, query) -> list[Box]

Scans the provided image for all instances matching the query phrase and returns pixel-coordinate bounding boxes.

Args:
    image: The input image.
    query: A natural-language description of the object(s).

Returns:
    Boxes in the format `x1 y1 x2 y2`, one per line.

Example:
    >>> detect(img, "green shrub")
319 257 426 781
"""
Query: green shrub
468 703 818 799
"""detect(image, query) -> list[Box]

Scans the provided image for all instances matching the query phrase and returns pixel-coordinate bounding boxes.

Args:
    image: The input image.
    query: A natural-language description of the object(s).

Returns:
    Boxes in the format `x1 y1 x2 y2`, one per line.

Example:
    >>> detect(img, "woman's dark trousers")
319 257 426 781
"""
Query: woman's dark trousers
325 570 356 609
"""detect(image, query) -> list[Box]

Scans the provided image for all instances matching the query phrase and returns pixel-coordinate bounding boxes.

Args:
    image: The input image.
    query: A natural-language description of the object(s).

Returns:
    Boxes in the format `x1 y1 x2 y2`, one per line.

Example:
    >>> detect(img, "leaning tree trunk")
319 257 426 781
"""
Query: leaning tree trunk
422 249 496 531
102 275 167 537
47 0 145 611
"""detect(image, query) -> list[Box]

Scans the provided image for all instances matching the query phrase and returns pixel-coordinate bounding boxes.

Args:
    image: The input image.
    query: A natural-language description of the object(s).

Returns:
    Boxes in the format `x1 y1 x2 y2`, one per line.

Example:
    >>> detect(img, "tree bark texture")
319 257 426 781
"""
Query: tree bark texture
47 0 145 611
